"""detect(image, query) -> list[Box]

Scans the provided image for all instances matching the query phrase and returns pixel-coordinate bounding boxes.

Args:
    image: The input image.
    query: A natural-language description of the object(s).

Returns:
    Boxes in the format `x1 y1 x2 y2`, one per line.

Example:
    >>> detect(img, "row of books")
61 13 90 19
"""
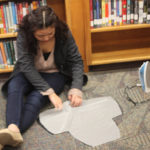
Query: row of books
0 0 47 34
90 0 150 28
0 40 17 69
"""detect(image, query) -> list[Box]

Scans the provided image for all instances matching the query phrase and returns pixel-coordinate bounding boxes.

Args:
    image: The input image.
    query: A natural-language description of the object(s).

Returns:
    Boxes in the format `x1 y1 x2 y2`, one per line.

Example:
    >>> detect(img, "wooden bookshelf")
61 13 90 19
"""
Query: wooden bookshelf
83 0 150 68
91 24 150 33
91 48 150 65
0 33 18 39
0 67 13 73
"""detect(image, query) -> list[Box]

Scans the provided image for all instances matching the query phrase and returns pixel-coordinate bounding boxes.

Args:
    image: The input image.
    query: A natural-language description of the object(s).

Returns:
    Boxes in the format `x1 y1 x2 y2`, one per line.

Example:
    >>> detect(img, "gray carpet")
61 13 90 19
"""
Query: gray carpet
1 66 150 150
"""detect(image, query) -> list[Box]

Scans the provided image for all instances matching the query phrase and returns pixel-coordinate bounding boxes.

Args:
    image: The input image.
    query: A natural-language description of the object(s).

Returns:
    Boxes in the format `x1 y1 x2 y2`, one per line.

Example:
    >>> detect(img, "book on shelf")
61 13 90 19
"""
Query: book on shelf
5 41 13 65
89 0 150 28
130 0 134 24
0 40 17 69
143 0 147 23
0 5 6 33
122 0 127 24
0 42 8 69
0 0 47 34
90 0 94 28
127 0 131 24
3 41 10 66
105 0 109 26
134 0 138 24
0 46 4 69
108 0 111 26
116 0 120 25
139 0 144 24
119 0 122 25
147 0 150 24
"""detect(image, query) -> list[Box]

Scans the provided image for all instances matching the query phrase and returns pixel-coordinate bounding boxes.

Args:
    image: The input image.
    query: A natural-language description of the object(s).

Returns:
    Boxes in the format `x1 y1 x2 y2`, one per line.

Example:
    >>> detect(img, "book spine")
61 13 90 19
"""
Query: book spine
3 41 11 67
22 2 27 17
111 0 114 26
3 5 9 33
0 5 4 34
113 0 117 26
138 0 143 24
32 1 37 10
11 2 17 31
108 0 111 26
6 4 12 32
147 0 150 24
9 40 16 64
5 41 13 66
119 0 122 25
102 0 106 26
16 3 20 24
93 0 98 27
130 0 134 24
127 0 130 24
13 40 18 61
90 0 94 28
25 2 29 14
99 0 103 27
143 0 147 23
105 0 109 26
0 47 5 69
0 5 6 33
116 0 120 25
0 42 8 69
134 0 139 24
8 2 14 32
122 0 127 25
19 3 23 23
14 3 18 25
96 0 101 27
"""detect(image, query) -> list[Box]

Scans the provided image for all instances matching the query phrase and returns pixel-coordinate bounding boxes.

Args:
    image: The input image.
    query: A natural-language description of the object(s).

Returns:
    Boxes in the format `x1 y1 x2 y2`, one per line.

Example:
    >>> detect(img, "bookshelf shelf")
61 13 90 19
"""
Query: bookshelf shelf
83 0 150 69
0 33 18 39
0 67 14 73
91 48 150 65
91 24 150 33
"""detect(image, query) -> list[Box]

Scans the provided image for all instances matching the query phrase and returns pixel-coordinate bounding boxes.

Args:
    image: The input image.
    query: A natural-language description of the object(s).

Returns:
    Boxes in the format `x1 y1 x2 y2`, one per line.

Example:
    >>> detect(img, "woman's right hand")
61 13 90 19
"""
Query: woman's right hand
48 93 63 110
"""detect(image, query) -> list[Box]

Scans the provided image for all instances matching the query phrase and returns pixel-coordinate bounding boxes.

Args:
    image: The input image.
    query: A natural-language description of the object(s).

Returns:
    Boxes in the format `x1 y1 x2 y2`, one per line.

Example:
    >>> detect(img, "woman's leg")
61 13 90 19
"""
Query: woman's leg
6 73 33 130
20 72 66 133
0 73 33 147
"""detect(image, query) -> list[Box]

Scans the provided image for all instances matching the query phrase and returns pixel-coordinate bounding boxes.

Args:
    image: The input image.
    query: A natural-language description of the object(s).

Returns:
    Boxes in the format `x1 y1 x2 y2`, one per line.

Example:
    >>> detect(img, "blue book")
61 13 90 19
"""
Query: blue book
93 0 97 27
96 0 100 27
11 2 17 26
0 47 4 68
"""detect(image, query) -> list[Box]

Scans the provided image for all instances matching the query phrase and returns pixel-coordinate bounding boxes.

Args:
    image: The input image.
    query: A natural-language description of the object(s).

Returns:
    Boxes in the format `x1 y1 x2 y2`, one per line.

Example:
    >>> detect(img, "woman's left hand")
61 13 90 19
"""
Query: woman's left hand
68 94 82 107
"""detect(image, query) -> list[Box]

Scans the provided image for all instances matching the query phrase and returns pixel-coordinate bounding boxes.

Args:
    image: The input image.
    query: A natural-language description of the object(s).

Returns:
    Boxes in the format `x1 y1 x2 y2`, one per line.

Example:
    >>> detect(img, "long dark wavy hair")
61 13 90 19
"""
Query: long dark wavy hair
19 6 69 54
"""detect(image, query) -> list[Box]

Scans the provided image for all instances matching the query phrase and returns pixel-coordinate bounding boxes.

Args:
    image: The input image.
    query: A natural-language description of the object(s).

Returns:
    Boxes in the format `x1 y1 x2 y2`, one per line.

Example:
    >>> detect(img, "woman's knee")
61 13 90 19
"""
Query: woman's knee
26 91 47 109
8 73 29 93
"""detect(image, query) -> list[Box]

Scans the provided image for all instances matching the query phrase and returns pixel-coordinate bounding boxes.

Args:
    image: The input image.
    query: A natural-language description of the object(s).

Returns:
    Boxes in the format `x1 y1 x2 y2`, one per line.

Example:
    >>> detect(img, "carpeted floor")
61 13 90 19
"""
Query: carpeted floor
1 63 150 150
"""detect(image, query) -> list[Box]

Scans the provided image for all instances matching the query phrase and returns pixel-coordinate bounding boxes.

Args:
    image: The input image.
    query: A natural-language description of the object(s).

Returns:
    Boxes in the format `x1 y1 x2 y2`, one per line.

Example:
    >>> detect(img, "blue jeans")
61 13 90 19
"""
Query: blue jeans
6 72 66 133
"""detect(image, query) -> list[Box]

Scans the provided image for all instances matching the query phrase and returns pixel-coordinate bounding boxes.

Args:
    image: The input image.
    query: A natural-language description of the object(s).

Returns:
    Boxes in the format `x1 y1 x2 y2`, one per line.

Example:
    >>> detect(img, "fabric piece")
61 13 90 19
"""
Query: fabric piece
39 97 122 147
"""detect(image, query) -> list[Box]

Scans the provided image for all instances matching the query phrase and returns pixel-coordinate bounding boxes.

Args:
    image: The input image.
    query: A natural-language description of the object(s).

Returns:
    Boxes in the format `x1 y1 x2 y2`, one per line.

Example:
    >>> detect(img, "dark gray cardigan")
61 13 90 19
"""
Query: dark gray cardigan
2 30 85 97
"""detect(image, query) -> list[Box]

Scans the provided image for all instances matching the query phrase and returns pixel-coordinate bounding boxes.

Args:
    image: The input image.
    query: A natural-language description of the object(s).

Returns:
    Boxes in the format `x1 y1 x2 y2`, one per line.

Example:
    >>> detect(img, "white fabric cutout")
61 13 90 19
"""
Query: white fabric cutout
39 96 122 147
